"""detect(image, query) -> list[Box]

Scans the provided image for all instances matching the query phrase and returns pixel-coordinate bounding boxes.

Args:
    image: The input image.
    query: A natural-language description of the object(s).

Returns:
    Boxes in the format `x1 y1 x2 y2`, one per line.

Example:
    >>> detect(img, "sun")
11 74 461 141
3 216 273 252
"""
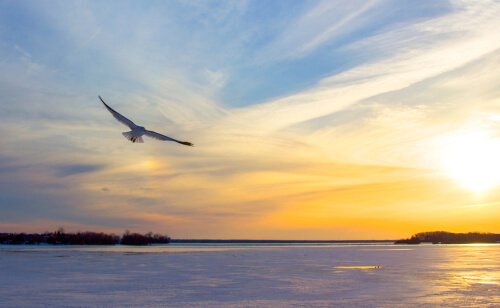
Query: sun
440 129 500 193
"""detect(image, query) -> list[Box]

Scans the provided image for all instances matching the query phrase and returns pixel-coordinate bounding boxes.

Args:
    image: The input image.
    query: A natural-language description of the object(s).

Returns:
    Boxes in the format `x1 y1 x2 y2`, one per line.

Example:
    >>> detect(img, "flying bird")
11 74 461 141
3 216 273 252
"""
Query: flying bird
99 96 194 146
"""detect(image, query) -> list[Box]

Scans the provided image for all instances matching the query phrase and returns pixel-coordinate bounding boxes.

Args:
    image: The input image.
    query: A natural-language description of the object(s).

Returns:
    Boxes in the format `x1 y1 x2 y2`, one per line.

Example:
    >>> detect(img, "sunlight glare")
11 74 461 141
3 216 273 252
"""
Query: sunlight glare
440 130 500 193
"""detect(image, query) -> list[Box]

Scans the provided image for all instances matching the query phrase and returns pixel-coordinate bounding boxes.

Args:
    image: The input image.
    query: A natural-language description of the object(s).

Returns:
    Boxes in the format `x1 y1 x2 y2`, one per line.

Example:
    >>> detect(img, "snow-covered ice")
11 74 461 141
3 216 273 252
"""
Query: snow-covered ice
0 244 498 307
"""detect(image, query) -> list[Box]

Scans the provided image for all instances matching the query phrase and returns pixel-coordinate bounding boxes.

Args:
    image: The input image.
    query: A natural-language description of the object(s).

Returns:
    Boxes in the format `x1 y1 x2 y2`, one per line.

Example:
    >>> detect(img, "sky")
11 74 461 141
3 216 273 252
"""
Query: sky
1 0 499 239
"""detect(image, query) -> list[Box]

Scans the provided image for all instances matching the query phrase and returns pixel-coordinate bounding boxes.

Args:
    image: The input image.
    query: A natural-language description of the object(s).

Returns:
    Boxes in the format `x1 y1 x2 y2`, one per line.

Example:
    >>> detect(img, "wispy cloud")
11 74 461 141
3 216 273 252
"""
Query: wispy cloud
54 164 106 177
256 0 382 61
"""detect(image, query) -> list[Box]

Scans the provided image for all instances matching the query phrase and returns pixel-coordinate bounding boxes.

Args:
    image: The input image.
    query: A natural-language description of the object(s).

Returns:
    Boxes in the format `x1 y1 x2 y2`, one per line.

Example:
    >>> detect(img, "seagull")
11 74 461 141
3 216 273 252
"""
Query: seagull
99 96 194 146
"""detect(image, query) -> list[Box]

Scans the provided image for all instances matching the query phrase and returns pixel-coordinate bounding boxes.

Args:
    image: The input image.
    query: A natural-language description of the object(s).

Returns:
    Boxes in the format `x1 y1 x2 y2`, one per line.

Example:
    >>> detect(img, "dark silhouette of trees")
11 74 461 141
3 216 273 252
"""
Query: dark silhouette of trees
120 230 149 245
45 231 120 245
120 230 171 245
394 235 421 244
395 231 500 244
0 229 170 246
150 233 171 244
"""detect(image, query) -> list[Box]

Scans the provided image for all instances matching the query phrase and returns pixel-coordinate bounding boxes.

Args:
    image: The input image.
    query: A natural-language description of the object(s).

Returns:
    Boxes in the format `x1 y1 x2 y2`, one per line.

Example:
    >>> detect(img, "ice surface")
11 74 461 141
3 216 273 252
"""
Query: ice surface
0 244 498 307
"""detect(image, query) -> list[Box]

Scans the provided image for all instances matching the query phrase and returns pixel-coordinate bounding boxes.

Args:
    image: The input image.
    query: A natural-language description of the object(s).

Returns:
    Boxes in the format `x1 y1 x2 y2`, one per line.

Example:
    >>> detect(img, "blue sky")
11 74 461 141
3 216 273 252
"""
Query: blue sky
0 0 451 105
1 0 499 238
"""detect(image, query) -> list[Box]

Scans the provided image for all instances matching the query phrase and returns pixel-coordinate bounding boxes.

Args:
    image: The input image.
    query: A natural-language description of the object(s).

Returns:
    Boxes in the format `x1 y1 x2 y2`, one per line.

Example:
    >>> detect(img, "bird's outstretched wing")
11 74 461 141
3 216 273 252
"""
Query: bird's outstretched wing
144 130 194 146
99 96 137 129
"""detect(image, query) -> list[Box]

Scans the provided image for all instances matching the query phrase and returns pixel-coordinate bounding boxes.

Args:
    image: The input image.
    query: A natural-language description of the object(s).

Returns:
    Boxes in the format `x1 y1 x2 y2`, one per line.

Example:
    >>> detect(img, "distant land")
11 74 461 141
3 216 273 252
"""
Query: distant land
0 229 170 246
395 231 500 244
2 230 499 246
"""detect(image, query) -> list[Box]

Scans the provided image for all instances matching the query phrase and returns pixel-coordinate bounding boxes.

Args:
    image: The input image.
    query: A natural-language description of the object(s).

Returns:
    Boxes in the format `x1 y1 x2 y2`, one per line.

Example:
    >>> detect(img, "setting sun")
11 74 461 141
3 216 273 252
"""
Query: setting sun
440 129 500 193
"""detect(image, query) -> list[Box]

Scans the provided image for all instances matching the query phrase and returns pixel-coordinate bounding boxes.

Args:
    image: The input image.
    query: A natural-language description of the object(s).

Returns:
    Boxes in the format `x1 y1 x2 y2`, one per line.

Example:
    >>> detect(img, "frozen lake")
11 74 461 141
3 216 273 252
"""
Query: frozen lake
0 243 498 307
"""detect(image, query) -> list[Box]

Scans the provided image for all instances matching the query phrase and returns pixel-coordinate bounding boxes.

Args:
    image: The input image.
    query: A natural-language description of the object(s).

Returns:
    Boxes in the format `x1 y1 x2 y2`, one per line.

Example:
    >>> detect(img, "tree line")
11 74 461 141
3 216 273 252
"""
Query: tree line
0 228 170 246
395 231 500 244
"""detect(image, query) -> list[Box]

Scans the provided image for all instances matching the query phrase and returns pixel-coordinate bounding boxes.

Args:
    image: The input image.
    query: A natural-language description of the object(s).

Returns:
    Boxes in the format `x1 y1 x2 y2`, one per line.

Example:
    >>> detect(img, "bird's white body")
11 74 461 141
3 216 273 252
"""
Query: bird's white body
122 125 146 143
99 96 193 146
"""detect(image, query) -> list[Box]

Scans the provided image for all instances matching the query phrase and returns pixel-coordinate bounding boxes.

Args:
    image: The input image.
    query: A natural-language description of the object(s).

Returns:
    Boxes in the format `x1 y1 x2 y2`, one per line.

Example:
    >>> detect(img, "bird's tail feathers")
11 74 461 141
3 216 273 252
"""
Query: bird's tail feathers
122 131 143 143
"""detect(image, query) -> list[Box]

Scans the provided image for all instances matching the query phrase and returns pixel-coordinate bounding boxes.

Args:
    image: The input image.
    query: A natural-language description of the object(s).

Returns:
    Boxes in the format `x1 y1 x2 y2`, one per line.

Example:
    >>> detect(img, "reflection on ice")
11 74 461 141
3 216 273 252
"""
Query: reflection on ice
334 265 382 269
0 244 498 307
0 244 246 254
460 273 499 285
